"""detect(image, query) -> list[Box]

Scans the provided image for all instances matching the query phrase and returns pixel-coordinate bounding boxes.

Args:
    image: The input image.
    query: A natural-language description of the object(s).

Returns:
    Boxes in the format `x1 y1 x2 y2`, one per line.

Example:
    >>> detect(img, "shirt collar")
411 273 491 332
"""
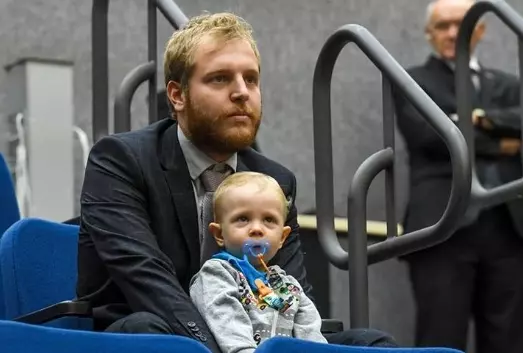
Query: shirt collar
432 52 480 72
177 125 237 181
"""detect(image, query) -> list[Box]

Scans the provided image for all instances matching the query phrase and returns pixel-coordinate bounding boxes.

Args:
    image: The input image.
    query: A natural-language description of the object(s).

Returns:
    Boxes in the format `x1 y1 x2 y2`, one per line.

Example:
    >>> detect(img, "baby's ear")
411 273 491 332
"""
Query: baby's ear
279 226 292 249
209 223 224 247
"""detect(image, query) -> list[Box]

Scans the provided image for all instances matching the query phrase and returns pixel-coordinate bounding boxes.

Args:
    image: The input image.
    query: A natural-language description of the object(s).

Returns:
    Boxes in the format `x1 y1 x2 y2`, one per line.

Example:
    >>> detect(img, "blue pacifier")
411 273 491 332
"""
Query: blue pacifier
242 239 270 258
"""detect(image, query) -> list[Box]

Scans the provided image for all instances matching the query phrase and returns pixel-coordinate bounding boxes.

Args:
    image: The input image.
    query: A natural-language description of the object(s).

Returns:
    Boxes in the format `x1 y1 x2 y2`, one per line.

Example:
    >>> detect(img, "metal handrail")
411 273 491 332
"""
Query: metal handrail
92 0 109 143
114 62 156 133
313 24 471 327
455 0 523 224
91 0 188 140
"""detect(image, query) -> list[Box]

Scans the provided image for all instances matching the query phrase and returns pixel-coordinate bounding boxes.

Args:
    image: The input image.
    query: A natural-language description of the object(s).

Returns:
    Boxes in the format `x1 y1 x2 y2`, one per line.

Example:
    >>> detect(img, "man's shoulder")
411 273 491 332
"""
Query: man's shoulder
106 118 173 148
89 118 174 161
238 148 295 183
483 67 519 83
405 63 432 80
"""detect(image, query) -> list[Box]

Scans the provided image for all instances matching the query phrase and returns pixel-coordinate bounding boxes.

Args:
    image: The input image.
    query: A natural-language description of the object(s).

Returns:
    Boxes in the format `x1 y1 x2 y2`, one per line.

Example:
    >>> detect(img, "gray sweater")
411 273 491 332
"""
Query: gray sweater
189 258 327 353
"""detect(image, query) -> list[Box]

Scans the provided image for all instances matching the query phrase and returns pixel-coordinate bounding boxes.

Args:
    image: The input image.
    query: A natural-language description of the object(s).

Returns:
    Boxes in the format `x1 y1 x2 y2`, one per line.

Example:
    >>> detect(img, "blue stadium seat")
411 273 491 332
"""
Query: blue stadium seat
0 153 20 236
0 153 20 320
0 320 212 353
0 218 88 328
255 337 464 353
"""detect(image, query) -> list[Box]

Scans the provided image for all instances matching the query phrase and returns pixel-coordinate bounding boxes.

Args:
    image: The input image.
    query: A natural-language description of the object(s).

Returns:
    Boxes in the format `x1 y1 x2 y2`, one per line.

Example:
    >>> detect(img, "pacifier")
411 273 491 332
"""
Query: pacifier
242 239 271 271
242 239 270 258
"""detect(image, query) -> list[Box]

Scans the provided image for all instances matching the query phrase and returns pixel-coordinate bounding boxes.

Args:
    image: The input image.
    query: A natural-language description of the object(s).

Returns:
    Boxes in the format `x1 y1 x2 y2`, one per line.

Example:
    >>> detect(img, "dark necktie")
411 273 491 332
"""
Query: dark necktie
199 163 232 264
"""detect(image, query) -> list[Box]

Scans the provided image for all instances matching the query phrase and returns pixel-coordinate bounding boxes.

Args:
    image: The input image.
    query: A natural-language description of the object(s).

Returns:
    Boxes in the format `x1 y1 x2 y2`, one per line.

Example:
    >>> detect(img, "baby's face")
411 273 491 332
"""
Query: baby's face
212 183 290 266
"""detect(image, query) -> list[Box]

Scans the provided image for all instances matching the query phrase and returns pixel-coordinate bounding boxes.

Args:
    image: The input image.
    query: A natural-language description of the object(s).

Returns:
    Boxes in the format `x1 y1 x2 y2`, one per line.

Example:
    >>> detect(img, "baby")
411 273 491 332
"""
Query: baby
189 171 327 353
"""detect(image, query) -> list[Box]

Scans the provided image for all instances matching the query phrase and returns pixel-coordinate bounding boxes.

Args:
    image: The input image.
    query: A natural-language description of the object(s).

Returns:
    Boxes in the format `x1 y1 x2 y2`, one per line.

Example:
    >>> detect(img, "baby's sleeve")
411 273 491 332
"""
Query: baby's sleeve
190 259 258 353
287 275 328 343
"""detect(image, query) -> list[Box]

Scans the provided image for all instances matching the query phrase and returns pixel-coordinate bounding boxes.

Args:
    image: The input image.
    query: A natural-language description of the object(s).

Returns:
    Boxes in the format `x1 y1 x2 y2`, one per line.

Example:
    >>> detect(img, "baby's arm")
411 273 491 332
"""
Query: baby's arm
289 276 328 343
190 259 257 353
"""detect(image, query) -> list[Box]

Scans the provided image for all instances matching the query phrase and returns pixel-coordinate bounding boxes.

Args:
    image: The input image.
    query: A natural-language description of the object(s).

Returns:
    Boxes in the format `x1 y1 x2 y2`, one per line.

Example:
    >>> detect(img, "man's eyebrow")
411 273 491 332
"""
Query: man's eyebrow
244 68 260 76
203 68 231 76
205 67 259 74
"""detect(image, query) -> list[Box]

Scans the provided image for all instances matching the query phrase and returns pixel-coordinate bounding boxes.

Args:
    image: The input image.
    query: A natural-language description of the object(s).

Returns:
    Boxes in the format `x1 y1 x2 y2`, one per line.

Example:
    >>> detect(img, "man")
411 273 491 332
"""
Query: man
77 12 396 352
394 1 523 352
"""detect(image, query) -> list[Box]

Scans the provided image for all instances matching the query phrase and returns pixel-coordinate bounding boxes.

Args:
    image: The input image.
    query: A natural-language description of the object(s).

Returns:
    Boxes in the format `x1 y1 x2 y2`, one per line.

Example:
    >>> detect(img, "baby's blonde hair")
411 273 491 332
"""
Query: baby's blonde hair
213 172 289 222
163 12 260 90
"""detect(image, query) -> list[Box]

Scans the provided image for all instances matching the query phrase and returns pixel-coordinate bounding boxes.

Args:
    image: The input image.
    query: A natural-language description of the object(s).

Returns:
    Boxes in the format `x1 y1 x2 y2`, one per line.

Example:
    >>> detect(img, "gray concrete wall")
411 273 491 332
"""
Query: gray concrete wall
1 0 522 347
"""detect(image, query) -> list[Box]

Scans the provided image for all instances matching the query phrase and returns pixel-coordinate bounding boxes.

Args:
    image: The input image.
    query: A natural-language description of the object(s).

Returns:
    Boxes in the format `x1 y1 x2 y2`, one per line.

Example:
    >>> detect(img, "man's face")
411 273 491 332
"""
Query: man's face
426 0 485 61
171 36 261 156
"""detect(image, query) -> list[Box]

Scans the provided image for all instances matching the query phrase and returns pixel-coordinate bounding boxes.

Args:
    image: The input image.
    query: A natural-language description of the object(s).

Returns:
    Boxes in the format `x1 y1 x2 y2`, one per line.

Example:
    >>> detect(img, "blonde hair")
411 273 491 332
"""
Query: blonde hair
163 12 260 90
213 172 289 222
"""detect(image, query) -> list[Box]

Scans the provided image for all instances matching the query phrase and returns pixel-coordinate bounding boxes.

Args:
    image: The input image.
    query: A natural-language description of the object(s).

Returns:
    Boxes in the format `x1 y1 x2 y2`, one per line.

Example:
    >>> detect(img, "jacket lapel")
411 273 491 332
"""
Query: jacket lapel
424 55 481 112
478 69 494 106
236 156 250 173
159 122 200 274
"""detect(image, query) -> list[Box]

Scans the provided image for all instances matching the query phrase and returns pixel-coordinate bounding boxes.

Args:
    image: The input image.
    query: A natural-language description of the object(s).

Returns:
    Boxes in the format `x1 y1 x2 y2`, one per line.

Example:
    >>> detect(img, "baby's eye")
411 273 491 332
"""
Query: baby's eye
236 216 249 223
265 217 275 223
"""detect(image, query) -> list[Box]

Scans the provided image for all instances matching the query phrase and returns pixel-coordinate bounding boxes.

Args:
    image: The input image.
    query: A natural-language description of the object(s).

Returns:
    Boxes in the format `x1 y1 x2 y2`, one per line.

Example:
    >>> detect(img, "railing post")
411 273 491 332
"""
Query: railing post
148 0 158 125
92 0 109 142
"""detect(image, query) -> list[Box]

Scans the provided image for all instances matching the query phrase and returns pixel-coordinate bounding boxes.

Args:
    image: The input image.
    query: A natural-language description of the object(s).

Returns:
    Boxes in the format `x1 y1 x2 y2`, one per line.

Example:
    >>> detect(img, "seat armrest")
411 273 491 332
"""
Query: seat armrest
14 300 92 324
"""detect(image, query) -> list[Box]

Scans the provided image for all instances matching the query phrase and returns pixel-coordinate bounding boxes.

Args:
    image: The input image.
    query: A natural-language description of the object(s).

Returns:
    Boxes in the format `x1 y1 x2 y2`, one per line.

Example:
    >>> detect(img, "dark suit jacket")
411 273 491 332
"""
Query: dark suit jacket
77 118 311 352
394 55 523 237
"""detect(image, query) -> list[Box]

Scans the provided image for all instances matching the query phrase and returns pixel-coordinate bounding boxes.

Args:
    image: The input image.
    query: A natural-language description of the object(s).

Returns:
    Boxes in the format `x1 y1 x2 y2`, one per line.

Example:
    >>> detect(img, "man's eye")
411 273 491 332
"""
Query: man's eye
211 75 227 83
245 76 259 85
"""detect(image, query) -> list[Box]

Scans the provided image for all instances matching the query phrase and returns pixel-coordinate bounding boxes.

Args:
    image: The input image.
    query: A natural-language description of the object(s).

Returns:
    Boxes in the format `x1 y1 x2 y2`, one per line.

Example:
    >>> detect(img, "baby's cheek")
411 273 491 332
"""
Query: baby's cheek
264 248 279 263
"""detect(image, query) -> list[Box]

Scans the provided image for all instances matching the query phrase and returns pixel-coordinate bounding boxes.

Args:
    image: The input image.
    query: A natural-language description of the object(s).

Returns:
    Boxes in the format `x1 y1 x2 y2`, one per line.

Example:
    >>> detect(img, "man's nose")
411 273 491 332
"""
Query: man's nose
230 76 249 102
448 24 459 39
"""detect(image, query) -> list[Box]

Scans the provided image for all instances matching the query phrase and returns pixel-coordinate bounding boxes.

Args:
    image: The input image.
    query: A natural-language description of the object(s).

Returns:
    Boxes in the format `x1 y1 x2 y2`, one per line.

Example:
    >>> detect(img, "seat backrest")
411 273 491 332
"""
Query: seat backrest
255 337 464 353
0 153 20 319
0 218 79 320
0 153 20 236
0 320 212 353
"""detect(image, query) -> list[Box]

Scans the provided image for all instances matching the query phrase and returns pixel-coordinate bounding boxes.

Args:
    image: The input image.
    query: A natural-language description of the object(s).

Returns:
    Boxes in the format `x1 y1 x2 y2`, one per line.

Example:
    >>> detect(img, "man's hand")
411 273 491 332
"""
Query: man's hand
472 109 494 130
450 109 493 129
500 138 521 156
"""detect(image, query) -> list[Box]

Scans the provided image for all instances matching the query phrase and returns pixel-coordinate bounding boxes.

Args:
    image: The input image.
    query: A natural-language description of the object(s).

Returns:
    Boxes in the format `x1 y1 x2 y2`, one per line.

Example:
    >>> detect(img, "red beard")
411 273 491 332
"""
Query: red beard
184 95 261 154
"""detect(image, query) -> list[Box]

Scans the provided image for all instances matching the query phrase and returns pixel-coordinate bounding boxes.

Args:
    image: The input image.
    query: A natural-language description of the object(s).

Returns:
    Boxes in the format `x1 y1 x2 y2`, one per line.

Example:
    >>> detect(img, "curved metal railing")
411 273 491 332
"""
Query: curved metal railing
92 0 187 140
313 24 471 327
455 0 523 223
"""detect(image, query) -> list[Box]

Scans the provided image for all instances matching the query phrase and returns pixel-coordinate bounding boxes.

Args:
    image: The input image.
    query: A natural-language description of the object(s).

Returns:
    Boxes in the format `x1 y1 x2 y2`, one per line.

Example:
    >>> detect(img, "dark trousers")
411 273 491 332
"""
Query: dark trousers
106 312 397 348
405 205 523 353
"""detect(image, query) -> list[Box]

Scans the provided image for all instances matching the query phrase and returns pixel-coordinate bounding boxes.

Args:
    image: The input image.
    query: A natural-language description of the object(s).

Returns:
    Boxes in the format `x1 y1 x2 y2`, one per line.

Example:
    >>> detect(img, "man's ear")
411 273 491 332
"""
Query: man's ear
166 81 186 114
278 226 292 249
424 28 432 42
209 222 224 247
474 21 486 42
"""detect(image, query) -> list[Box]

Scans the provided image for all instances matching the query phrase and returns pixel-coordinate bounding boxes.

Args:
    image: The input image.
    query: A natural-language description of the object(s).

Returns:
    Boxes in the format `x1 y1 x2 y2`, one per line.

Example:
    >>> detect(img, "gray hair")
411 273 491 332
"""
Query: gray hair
425 0 478 27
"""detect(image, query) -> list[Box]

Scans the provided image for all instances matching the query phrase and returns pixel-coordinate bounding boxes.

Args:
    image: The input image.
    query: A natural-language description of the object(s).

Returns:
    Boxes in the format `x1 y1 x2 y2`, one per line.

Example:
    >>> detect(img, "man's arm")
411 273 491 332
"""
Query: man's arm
190 260 257 353
269 173 313 299
81 135 221 352
480 108 521 138
481 71 521 138
394 89 503 159
394 89 450 159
